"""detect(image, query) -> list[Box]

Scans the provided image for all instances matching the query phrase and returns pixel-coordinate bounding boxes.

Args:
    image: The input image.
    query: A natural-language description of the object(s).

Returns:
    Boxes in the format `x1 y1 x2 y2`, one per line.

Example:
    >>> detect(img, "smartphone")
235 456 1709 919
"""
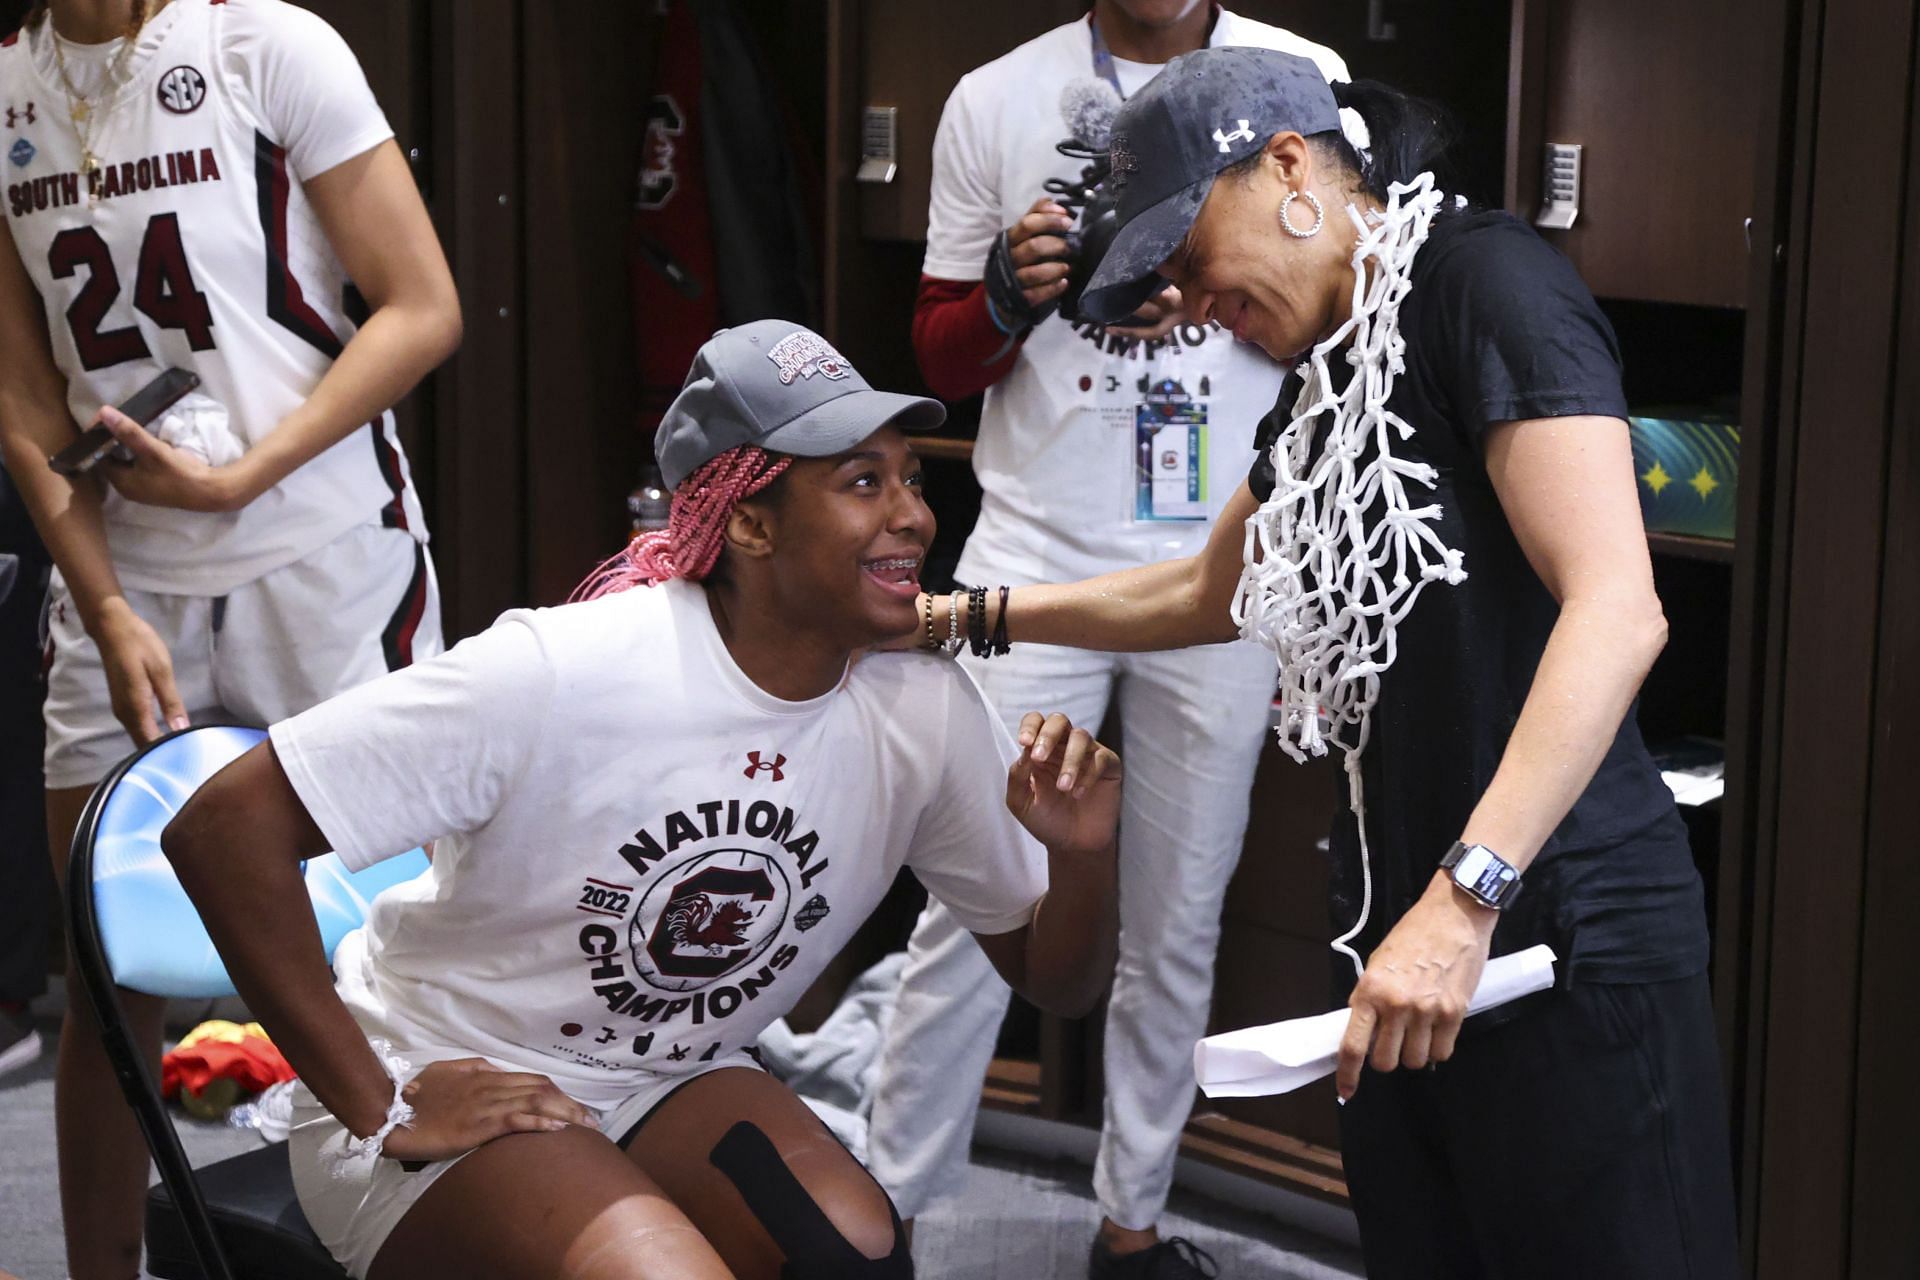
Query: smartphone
48 368 202 477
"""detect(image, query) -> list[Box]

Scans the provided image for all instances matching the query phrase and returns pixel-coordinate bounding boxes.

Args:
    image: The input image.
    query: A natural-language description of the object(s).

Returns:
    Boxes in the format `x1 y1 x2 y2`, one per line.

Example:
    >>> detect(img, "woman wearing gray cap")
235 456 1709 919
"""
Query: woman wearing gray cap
157 321 1124 1280
914 47 1739 1279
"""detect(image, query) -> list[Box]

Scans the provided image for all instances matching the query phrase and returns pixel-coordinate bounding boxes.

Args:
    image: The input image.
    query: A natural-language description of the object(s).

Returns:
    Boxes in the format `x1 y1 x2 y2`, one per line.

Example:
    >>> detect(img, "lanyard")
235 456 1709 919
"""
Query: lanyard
1088 15 1125 97
1089 4 1221 98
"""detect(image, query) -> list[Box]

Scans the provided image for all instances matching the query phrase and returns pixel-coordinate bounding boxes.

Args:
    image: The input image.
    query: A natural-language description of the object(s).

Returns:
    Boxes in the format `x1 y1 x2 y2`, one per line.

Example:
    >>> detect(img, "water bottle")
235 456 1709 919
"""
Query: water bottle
627 465 671 541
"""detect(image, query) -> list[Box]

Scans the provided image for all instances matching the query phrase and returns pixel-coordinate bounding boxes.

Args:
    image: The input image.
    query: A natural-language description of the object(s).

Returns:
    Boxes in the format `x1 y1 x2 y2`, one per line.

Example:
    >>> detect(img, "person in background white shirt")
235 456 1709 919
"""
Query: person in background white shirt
162 321 1125 1280
0 2 460 1275
870 5 1344 1276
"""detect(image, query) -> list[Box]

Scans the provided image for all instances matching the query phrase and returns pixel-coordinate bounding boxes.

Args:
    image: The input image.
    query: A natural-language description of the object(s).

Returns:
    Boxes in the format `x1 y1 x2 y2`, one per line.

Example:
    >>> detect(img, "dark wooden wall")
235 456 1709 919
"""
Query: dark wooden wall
311 0 651 640
1724 0 1920 1273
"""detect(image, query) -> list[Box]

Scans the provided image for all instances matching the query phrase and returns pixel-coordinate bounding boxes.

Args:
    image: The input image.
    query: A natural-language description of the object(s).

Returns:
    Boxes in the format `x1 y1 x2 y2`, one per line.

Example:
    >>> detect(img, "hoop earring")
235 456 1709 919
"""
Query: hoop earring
1280 190 1325 239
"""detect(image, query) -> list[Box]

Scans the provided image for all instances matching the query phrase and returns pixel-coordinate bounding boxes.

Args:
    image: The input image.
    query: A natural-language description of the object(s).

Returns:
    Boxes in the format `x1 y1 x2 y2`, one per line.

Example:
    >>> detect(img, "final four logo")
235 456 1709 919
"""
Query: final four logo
630 849 791 992
766 331 851 385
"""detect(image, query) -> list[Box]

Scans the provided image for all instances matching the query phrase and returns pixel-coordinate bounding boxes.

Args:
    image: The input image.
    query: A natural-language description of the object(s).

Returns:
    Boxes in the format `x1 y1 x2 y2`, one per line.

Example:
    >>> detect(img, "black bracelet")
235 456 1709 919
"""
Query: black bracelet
991 585 1012 656
968 585 990 658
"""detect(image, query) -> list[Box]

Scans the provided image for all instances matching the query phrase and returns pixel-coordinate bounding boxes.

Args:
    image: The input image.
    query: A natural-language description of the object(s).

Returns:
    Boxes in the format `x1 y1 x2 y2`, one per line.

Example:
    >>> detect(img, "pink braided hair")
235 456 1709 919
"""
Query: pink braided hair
572 446 792 600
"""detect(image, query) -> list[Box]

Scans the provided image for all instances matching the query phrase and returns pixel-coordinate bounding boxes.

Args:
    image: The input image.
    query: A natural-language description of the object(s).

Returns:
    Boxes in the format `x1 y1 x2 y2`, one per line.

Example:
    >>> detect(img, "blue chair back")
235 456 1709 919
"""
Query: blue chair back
85 724 430 998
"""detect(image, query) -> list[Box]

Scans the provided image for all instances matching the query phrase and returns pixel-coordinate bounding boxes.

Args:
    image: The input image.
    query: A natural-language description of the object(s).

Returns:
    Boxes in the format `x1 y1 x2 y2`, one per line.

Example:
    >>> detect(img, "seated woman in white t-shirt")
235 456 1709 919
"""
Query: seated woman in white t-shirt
160 321 1123 1280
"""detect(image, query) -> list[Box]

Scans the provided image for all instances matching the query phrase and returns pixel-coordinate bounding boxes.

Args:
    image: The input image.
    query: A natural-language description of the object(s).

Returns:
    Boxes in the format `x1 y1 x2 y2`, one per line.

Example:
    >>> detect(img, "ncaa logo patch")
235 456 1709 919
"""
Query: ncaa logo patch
766 331 852 385
8 137 33 168
794 893 831 933
630 850 791 992
157 66 207 115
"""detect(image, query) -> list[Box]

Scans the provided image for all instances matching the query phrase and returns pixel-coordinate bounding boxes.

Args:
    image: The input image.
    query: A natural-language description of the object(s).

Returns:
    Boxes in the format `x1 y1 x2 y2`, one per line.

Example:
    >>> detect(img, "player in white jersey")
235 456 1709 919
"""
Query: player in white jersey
869 5 1345 1276
0 2 460 1275
163 322 1122 1279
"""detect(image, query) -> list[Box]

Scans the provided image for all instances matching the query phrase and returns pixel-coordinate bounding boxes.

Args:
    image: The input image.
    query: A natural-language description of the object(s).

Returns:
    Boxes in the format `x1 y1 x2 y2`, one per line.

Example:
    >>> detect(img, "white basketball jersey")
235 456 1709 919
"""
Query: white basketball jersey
1 0 426 596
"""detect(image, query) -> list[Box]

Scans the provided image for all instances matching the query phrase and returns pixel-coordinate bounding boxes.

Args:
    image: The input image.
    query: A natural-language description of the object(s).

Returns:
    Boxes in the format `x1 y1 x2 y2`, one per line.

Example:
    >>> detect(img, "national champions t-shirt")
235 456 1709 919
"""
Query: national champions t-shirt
270 579 1049 1107
1249 210 1710 987
926 11 1348 586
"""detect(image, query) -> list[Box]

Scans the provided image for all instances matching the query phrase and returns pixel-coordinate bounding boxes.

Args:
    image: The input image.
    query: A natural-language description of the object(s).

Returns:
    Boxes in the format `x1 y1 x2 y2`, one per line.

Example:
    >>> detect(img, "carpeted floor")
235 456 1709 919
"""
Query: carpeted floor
0 1008 1365 1279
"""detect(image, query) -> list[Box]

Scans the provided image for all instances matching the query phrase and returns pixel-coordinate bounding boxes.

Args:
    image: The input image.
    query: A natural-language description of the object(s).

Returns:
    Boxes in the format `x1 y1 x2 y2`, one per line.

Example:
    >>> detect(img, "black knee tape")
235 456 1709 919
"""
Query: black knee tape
708 1120 913 1279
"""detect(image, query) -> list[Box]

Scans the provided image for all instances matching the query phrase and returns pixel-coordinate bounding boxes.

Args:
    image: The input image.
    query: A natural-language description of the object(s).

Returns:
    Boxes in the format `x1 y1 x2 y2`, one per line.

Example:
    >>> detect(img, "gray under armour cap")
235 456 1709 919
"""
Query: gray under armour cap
1081 47 1341 325
654 320 946 490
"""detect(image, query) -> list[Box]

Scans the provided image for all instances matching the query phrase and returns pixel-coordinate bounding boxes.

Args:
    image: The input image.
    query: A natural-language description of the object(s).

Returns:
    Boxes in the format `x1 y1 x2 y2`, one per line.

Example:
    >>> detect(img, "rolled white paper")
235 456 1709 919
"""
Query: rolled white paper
1194 944 1558 1098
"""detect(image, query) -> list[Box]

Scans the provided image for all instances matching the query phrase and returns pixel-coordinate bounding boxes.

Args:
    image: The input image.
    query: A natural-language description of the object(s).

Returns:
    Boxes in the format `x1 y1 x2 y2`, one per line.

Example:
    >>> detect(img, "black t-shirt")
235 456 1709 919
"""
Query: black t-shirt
1248 210 1709 986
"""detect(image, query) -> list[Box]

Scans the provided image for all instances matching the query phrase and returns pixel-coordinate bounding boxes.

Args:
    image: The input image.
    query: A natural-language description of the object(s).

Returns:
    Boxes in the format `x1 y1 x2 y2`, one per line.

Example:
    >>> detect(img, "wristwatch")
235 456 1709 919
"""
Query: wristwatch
1440 841 1523 911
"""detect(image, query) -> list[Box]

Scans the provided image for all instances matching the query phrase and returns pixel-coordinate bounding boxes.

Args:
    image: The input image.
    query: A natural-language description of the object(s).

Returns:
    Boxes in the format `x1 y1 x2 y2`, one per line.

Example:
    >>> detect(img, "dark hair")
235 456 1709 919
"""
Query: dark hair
1325 80 1457 202
1228 79 1458 206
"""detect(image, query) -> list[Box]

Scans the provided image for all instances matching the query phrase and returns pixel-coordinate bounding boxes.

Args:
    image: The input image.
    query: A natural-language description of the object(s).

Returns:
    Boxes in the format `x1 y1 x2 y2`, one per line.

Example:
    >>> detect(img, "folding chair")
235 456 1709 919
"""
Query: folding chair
66 724 430 1280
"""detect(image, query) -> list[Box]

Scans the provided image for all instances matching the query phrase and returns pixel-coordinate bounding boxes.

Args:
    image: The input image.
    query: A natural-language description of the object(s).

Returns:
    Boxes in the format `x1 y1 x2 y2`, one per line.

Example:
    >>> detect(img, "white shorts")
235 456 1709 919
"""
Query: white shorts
43 523 440 790
288 1049 762 1279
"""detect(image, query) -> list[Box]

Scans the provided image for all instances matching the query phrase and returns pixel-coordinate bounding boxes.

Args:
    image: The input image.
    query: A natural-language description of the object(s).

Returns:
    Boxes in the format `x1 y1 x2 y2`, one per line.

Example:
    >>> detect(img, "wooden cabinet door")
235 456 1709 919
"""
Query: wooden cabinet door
1510 0 1761 307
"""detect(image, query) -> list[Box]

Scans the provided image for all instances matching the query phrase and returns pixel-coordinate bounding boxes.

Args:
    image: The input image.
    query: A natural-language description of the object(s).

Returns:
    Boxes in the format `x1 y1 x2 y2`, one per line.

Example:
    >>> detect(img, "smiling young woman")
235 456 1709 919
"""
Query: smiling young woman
159 322 1126 1280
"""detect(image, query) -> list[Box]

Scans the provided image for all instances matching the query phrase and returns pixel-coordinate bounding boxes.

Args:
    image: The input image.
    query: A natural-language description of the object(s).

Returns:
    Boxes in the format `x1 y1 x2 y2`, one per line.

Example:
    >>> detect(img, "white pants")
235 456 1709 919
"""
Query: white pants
43 523 441 789
868 639 1275 1229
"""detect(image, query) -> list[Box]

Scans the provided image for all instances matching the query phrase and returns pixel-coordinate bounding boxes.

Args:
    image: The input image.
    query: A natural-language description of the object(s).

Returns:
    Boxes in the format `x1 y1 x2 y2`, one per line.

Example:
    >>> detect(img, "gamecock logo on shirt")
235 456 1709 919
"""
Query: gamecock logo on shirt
630 849 791 992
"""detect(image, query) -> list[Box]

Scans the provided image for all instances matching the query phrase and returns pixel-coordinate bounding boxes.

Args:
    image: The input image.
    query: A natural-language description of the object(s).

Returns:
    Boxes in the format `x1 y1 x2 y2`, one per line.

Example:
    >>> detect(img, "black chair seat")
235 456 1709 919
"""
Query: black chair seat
144 1141 346 1280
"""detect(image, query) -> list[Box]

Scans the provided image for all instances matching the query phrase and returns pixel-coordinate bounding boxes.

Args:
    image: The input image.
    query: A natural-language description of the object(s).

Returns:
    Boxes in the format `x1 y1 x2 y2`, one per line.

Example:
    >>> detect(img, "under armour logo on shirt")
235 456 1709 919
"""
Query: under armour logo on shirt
744 751 787 782
4 102 34 128
1213 120 1254 152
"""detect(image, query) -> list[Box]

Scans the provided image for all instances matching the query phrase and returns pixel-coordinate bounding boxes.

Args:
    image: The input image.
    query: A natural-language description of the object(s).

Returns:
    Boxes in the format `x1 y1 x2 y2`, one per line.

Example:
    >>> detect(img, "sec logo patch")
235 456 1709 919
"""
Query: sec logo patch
157 66 207 115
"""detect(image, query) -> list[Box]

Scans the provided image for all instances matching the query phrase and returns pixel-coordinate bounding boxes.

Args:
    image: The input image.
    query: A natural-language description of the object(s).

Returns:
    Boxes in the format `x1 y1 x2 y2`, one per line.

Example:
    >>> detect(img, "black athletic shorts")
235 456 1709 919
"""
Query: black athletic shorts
1338 973 1740 1280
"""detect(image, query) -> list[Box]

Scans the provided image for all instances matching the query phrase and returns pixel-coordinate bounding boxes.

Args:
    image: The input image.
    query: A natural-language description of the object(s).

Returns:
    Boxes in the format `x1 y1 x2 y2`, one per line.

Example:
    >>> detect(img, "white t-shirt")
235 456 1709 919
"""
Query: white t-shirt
270 580 1050 1107
0 0 426 595
926 12 1348 586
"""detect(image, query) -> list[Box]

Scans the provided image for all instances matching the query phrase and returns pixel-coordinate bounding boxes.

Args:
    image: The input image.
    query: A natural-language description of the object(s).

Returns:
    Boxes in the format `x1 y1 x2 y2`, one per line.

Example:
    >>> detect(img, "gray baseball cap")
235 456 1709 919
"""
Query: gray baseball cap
1081 47 1341 325
654 320 945 489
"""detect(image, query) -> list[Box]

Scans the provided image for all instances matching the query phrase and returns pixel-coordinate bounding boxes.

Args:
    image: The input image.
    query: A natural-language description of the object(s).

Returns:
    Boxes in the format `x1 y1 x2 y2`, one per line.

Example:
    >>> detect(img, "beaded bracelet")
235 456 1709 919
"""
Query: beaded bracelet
968 585 990 658
922 590 939 651
946 591 965 656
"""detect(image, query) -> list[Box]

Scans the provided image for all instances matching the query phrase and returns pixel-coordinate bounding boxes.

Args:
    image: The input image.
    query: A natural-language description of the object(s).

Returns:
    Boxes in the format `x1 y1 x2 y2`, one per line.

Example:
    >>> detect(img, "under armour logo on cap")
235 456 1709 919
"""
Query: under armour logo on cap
1213 120 1255 153
1109 136 1139 187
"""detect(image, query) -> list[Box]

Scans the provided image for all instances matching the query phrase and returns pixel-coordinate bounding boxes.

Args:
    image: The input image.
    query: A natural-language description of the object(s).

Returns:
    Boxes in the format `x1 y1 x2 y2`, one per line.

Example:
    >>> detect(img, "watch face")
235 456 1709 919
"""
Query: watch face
1456 845 1517 904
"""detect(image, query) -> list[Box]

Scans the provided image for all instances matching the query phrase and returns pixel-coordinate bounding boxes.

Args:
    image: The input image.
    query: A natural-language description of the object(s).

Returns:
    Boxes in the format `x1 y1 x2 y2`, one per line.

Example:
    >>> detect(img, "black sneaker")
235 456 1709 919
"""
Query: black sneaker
0 1004 42 1080
1088 1236 1221 1280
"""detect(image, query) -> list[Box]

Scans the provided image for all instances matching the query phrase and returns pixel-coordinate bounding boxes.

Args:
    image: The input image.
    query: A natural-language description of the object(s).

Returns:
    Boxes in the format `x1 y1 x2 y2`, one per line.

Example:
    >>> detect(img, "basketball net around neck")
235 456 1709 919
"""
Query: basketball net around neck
1231 172 1465 979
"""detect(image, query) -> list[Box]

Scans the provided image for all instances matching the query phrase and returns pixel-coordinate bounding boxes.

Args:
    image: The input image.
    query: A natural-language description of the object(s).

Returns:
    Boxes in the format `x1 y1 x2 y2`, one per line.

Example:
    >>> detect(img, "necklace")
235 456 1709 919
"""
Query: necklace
48 0 153 198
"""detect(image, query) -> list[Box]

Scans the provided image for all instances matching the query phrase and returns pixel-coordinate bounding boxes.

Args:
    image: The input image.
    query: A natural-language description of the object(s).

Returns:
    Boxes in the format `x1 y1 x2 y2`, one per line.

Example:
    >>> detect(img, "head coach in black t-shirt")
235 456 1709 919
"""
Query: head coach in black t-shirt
901 46 1740 1280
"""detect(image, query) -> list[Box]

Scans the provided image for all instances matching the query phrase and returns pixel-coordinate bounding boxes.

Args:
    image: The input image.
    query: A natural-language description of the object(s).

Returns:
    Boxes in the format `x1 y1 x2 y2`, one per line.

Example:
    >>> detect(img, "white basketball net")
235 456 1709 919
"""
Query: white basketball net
1231 172 1465 977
